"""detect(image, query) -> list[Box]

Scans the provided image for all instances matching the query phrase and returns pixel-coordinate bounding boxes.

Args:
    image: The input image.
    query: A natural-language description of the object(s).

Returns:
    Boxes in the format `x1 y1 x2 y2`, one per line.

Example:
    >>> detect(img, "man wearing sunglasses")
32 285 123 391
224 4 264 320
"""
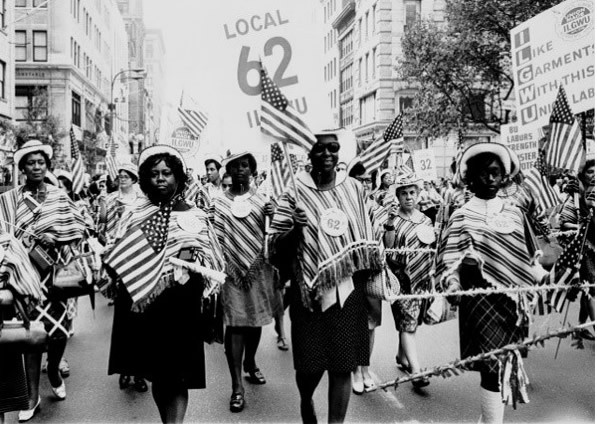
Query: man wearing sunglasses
268 131 382 424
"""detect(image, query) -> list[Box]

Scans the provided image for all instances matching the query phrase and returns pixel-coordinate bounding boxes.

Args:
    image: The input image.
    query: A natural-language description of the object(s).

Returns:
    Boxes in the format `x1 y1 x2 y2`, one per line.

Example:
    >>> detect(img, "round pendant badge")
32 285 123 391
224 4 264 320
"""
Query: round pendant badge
486 213 515 234
177 213 204 234
320 208 349 237
415 225 436 245
231 200 251 219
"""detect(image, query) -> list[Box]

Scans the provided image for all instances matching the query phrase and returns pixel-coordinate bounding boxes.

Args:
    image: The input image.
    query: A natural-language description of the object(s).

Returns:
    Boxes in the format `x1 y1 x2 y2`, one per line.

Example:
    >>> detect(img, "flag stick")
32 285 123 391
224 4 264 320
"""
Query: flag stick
554 300 570 360
281 142 300 205
264 167 273 259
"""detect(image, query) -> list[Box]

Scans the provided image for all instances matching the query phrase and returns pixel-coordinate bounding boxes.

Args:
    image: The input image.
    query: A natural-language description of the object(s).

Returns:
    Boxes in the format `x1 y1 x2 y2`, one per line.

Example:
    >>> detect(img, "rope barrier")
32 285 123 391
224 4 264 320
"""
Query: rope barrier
383 283 595 301
385 247 436 254
378 321 595 390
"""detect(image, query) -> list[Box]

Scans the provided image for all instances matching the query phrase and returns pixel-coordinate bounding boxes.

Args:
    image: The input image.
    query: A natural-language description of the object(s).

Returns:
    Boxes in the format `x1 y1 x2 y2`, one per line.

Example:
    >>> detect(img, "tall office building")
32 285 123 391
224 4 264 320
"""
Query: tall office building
0 0 16 166
144 28 166 146
14 0 128 165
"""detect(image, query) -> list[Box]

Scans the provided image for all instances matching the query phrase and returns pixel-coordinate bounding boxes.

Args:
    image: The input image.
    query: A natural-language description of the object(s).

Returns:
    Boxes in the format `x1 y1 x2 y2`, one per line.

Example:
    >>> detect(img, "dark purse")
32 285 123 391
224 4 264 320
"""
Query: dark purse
0 288 48 351
28 243 55 274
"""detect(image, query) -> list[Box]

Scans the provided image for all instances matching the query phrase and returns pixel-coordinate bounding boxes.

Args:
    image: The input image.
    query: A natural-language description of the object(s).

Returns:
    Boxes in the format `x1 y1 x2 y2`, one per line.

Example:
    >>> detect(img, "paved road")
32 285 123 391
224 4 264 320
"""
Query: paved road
5 296 594 423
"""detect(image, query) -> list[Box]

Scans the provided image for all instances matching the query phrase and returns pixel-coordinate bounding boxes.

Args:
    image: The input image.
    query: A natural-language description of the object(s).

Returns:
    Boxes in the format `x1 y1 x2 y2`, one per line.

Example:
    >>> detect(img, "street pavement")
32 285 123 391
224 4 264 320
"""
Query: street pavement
4 295 594 423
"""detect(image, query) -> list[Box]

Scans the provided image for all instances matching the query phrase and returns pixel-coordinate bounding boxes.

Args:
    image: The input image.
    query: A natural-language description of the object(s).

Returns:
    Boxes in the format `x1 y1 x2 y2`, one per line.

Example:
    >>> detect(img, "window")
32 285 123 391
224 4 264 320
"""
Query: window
0 0 5 28
15 86 48 121
0 61 5 99
33 0 47 6
77 45 80 67
404 0 421 30
372 48 376 79
341 102 353 127
33 31 47 62
399 96 414 112
358 19 362 46
15 0 26 7
15 31 27 61
365 53 369 83
365 12 369 41
359 92 376 124
358 59 362 86
340 30 353 59
463 93 486 121
372 5 376 35
72 91 81 126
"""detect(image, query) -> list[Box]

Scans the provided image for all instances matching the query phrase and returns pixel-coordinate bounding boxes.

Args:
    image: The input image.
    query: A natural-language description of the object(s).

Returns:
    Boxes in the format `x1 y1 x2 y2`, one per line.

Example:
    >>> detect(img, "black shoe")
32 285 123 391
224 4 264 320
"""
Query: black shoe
119 375 130 390
397 363 412 373
230 392 245 412
412 376 430 389
133 377 148 392
577 328 595 341
245 368 266 384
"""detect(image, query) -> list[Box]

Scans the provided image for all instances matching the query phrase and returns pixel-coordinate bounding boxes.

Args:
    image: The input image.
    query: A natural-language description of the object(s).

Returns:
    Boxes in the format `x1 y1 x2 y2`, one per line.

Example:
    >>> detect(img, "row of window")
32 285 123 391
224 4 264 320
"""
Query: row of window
323 0 337 23
16 0 46 7
339 30 353 60
324 58 337 82
356 48 376 87
328 89 337 110
15 30 47 62
340 101 352 127
324 28 336 53
71 37 103 90
357 5 376 46
0 0 6 29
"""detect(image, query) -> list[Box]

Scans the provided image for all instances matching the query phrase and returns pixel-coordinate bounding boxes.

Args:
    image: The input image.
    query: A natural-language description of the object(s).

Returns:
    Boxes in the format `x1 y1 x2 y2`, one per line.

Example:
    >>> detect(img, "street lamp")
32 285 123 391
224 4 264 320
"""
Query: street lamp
108 68 146 159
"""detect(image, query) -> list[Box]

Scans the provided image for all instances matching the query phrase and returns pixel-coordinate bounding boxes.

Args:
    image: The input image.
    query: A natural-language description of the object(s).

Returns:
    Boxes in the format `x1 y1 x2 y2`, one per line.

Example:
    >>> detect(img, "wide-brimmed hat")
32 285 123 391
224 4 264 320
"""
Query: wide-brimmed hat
221 151 256 169
14 140 53 166
459 142 511 179
505 145 520 177
392 174 423 192
117 162 139 179
54 169 73 182
138 145 186 169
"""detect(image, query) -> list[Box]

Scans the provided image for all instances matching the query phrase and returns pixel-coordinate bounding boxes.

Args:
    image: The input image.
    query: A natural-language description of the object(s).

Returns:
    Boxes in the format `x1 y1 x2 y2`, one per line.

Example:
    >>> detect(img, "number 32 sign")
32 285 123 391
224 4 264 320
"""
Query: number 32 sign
208 0 331 151
412 149 437 181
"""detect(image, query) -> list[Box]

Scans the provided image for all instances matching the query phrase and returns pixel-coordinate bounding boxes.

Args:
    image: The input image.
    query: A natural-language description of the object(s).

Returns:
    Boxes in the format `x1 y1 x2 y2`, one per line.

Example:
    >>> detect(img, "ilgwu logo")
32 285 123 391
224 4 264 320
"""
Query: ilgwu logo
556 1 594 40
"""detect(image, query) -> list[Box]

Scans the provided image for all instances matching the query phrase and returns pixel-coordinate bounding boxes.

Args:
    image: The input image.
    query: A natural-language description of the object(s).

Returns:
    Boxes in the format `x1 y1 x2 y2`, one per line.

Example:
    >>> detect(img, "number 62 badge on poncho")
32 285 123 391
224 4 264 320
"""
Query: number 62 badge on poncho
320 207 348 237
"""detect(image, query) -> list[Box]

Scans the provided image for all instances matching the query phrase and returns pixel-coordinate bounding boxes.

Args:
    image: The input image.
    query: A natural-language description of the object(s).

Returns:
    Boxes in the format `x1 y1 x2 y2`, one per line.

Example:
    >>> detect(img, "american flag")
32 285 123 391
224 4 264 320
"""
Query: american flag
547 217 590 313
270 142 297 199
397 154 415 177
69 126 85 194
384 113 404 155
522 148 562 213
178 106 208 139
360 134 387 174
105 136 118 180
544 86 584 172
452 127 465 185
260 65 316 152
103 203 173 308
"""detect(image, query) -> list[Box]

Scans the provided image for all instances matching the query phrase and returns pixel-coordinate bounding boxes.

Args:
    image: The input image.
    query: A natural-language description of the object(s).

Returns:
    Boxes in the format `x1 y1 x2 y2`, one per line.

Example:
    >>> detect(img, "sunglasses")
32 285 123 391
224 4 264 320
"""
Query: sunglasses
312 142 340 154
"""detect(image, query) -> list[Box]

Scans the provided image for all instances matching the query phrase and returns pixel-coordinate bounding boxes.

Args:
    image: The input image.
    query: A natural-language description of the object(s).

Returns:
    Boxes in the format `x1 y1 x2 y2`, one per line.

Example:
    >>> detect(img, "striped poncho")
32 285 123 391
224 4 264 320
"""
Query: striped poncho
103 198 225 312
197 182 222 211
0 185 84 298
436 197 536 315
210 189 271 289
268 171 382 305
103 189 145 240
387 211 434 293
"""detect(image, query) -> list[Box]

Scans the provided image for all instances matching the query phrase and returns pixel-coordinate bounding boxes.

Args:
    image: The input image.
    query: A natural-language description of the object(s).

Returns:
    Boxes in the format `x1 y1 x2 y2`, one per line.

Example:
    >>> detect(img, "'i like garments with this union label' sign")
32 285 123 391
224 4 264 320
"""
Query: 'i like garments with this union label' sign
510 0 595 135
202 1 333 155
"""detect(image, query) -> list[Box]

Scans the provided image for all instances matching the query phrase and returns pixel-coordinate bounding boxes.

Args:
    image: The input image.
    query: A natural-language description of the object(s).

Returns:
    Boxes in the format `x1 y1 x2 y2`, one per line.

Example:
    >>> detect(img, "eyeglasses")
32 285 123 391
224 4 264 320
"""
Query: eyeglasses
311 142 340 154
222 183 232 189
118 175 131 180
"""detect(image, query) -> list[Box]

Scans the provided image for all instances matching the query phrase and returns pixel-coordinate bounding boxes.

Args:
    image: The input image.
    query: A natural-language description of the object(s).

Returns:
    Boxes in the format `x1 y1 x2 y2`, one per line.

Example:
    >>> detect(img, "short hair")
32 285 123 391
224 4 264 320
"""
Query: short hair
18 151 51 171
464 152 505 186
205 159 221 171
348 162 366 178
139 153 188 197
225 154 257 175
579 159 595 179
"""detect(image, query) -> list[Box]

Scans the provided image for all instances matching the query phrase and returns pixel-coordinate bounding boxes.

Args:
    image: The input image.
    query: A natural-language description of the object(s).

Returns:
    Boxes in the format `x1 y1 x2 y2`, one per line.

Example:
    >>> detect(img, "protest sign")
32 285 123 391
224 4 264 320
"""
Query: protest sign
499 124 539 172
511 0 594 134
412 149 437 181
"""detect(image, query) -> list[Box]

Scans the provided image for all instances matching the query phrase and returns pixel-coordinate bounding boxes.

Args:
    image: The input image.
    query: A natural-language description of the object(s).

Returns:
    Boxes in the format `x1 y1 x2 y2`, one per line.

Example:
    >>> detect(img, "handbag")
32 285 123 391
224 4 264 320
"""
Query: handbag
424 289 458 325
54 259 87 288
28 243 55 274
364 267 401 301
0 288 48 350
200 292 224 345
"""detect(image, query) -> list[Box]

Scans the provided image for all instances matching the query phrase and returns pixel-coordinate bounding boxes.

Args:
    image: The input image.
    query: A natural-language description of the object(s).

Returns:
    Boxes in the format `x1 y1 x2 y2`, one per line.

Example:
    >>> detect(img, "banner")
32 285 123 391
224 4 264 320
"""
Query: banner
499 123 539 172
202 1 332 154
510 0 595 134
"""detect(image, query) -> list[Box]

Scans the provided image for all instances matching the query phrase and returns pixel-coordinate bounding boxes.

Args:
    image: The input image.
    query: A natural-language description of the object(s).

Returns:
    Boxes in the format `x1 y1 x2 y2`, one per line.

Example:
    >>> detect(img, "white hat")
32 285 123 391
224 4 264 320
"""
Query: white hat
505 145 520 177
392 174 423 192
54 169 73 182
459 142 511 179
14 140 53 167
117 162 138 179
138 145 186 169
221 151 256 170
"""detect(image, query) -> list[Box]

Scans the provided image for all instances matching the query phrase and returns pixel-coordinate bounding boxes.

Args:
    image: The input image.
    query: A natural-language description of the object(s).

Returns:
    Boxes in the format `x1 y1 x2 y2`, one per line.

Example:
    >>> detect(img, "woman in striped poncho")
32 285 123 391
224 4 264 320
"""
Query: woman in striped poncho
0 140 85 421
383 175 434 389
268 133 382 423
436 143 544 424
210 151 281 413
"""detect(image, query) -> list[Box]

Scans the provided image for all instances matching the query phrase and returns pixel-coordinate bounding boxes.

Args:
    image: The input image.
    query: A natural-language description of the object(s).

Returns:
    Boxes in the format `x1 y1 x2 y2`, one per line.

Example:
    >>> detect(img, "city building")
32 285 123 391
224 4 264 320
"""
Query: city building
144 28 166 146
116 0 147 155
0 0 16 172
14 0 129 170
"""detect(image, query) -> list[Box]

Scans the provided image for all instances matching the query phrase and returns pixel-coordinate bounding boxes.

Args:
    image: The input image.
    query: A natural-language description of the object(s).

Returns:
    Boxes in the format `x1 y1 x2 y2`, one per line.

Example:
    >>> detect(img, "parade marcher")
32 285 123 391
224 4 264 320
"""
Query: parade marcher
0 140 85 420
102 145 224 423
418 181 442 224
383 175 434 388
436 142 545 423
210 151 281 413
196 155 223 211
268 133 382 423
97 163 149 393
559 159 595 340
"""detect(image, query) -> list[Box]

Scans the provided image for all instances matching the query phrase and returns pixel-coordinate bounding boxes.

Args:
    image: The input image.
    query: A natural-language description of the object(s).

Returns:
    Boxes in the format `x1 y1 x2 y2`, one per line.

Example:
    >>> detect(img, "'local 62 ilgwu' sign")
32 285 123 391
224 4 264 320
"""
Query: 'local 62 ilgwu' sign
205 0 332 153
167 127 199 156
510 0 595 134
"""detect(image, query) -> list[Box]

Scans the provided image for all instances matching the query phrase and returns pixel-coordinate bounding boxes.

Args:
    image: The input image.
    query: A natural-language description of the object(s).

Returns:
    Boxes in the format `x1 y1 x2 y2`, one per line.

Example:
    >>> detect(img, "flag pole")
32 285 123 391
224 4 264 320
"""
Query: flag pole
281 141 300 205
554 301 571 360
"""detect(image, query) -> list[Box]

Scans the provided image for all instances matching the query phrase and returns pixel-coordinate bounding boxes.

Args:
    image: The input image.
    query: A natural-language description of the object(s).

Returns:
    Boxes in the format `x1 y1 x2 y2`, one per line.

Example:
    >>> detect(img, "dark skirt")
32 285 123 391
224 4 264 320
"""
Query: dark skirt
289 277 369 374
0 351 29 413
108 277 207 389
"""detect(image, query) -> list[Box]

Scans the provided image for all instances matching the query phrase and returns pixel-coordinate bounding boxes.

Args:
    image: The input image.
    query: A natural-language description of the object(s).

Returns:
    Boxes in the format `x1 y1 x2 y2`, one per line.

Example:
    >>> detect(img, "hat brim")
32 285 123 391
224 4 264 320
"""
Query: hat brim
391 178 423 192
138 145 186 169
459 143 511 179
117 165 139 179
221 151 256 169
14 144 53 166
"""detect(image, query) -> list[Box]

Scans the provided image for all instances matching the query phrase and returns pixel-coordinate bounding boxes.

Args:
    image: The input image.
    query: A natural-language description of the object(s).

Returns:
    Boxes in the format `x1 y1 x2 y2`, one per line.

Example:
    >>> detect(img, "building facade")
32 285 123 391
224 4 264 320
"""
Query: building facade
144 28 165 147
14 0 128 167
0 0 16 175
